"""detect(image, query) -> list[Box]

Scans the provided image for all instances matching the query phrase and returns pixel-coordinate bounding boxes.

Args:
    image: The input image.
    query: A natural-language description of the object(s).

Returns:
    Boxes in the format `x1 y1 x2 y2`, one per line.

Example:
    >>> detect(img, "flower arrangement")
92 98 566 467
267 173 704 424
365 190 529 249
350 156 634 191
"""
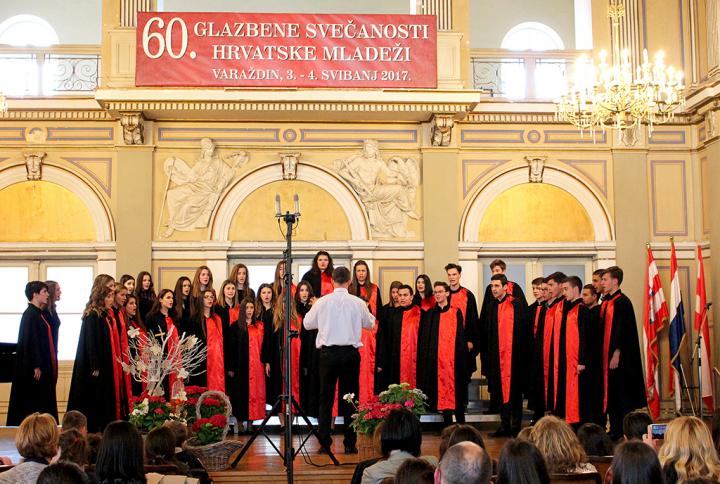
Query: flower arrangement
129 395 175 431
192 414 228 445
121 326 207 398
180 386 207 424
344 383 428 436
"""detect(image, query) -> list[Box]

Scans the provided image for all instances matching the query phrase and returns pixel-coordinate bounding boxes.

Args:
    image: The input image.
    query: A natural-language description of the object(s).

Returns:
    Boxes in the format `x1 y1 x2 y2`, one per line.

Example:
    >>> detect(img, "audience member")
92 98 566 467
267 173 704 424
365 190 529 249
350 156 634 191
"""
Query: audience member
531 416 596 474
0 412 59 484
58 430 88 467
145 427 189 474
394 457 435 484
438 424 459 460
362 409 436 484
162 421 205 475
351 422 385 484
37 462 89 484
495 439 549 484
609 441 663 484
94 421 146 484
623 411 652 441
657 416 720 484
86 434 101 466
435 442 491 484
61 411 88 436
577 423 614 456
515 426 533 442
447 425 485 450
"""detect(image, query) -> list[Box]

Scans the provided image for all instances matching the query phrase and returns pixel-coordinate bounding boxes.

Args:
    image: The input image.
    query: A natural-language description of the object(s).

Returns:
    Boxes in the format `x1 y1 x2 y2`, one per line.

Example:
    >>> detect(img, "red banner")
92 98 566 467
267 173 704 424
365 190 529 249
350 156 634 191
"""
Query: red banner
135 12 437 88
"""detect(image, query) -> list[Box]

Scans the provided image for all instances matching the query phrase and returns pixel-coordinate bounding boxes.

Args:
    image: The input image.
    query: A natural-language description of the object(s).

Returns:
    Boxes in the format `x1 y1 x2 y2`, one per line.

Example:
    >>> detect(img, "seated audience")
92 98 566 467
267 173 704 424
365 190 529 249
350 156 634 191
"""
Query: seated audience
145 427 189 474
351 422 384 484
37 462 89 484
362 409 437 484
58 430 88 467
609 441 663 484
162 421 205 475
438 424 459 460
447 425 485 451
62 411 88 436
530 416 596 474
393 457 435 484
657 416 720 484
86 434 101 466
623 411 653 441
435 442 491 484
516 426 533 442
495 439 549 484
0 412 59 484
577 423 614 457
94 421 146 484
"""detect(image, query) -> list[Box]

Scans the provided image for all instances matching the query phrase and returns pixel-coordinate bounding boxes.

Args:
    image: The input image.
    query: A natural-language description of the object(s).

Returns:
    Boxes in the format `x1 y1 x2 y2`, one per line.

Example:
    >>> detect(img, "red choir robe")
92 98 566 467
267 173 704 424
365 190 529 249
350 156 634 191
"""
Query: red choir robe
487 296 529 404
556 298 587 424
528 301 547 413
479 281 526 372
106 314 123 419
301 269 334 298
551 298 566 412
110 308 133 417
247 320 266 420
145 313 180 395
375 305 421 389
538 298 561 410
416 303 468 411
449 287 480 377
358 284 381 404
203 314 225 392
414 294 435 311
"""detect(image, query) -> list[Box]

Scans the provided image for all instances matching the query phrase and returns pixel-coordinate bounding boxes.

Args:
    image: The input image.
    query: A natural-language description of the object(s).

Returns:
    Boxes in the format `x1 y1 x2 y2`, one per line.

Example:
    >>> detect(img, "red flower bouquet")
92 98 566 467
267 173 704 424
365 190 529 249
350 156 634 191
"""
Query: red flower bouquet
344 383 427 436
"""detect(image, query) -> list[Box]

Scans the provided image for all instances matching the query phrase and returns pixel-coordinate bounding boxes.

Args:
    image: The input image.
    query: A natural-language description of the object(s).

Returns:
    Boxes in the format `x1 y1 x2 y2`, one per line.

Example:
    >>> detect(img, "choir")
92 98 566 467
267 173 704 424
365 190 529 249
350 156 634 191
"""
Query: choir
7 254 645 442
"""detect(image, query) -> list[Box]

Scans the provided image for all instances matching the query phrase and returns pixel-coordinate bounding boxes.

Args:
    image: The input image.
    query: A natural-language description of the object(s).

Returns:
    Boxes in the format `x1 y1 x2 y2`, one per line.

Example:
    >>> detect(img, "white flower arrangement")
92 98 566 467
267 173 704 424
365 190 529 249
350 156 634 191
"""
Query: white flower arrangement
120 325 207 397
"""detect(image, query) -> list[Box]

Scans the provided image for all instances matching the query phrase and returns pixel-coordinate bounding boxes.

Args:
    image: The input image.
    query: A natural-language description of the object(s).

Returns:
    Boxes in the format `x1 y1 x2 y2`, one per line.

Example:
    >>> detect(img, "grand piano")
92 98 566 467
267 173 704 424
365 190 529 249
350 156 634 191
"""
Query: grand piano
0 343 16 382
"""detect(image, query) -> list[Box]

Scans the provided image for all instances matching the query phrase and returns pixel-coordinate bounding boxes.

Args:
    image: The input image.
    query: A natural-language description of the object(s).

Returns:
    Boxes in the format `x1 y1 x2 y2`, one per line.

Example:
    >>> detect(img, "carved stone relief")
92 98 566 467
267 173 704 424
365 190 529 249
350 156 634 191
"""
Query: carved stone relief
430 114 454 147
159 138 248 237
280 152 300 180
525 155 546 183
333 139 420 237
24 152 46 180
120 113 145 145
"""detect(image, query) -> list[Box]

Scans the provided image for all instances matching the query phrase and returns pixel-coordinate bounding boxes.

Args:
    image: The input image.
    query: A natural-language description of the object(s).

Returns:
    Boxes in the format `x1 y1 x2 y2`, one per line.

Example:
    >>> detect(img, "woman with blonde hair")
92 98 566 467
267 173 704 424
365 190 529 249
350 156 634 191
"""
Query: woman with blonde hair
0 412 59 484
658 416 720 484
530 415 596 474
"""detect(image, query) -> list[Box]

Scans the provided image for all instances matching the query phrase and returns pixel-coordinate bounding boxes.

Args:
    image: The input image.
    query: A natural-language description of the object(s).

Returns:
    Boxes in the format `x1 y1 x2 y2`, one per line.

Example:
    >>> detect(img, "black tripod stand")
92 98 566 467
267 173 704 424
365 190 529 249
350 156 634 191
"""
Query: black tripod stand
231 194 339 482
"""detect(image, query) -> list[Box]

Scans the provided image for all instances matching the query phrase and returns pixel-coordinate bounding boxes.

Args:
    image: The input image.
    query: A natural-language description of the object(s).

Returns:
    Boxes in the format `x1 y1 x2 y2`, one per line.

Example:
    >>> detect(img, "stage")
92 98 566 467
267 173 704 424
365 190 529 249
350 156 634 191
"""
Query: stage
0 425 510 483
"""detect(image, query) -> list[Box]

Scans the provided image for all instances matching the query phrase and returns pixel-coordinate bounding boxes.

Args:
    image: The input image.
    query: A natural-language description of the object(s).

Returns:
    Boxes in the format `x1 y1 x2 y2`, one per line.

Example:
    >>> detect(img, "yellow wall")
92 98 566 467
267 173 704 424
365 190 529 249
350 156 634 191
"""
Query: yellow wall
0 181 95 242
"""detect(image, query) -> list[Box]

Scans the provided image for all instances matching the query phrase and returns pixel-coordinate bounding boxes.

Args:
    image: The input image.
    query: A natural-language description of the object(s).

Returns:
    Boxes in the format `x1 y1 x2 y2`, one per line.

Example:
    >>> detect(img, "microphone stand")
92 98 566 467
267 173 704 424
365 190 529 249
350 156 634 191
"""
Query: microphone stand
231 195 338 482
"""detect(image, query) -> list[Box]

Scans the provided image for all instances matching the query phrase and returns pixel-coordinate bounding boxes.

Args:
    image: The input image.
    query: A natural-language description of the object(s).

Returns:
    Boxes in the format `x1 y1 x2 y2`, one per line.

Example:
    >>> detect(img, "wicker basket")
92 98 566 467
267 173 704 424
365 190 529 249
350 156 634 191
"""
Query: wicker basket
357 432 379 462
185 390 244 472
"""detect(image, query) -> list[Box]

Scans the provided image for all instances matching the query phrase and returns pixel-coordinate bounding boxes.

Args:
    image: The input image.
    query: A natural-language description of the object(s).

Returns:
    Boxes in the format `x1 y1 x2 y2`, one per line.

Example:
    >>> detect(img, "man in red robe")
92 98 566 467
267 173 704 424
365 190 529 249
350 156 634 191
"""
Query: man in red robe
375 285 421 389
416 281 468 426
487 274 530 437
444 264 479 383
600 266 645 440
527 277 546 422
555 276 589 426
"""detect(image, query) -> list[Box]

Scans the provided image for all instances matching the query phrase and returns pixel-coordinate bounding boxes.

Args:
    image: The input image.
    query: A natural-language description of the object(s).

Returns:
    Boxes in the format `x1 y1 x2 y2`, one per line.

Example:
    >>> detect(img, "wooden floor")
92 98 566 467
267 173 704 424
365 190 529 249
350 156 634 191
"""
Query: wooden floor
0 425 510 483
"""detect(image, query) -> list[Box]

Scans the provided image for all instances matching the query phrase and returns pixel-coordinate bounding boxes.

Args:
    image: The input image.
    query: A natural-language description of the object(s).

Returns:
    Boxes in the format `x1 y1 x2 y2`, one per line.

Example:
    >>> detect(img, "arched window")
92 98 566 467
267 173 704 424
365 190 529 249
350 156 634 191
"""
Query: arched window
501 22 565 51
0 14 59 46
499 22 566 99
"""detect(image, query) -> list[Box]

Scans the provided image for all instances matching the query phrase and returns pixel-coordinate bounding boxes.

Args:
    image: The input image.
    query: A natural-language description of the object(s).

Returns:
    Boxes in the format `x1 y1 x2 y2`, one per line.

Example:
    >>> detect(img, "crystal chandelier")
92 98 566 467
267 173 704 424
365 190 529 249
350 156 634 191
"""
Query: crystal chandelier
555 2 685 138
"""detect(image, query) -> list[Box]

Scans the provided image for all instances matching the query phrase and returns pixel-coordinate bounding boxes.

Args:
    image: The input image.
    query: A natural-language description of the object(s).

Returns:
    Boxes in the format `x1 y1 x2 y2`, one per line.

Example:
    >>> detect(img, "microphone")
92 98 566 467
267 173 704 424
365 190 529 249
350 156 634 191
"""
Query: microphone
275 194 281 218
293 194 300 215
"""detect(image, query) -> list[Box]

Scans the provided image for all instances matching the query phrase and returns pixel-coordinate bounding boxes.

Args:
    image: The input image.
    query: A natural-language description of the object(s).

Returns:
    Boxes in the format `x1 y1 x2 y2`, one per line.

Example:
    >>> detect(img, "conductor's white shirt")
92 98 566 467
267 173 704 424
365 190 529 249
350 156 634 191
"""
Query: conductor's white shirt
302 287 375 348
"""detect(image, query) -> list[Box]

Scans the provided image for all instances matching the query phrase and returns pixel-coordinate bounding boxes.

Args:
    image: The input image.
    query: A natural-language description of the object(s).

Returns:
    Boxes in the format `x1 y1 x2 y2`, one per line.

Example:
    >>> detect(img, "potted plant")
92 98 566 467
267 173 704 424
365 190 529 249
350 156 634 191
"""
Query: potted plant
129 395 175 432
344 383 428 460
185 390 243 471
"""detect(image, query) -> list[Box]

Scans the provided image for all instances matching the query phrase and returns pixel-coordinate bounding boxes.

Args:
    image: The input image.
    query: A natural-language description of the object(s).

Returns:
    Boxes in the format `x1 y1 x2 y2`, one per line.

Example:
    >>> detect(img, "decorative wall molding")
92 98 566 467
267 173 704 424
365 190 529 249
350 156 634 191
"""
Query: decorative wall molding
0 164 115 241
460 129 525 143
211 163 371 241
649 159 689 236
461 159 509 197
461 167 614 242
157 127 280 143
46 127 114 142
299 128 418 144
61 157 113 197
558 159 608 197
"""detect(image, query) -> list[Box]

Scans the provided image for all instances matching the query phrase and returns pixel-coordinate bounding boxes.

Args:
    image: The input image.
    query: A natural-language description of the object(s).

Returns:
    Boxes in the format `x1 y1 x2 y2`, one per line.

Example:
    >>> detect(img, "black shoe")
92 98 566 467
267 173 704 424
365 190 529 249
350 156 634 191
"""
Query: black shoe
318 445 330 455
490 427 511 438
344 445 358 454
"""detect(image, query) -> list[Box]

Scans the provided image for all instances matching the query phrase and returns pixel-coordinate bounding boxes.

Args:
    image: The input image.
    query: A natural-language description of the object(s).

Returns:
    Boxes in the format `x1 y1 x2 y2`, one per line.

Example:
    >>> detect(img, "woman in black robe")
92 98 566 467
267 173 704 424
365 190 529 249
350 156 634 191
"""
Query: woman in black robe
301 251 334 298
135 271 157 323
296 281 317 416
173 276 192 328
257 283 279 410
67 285 117 433
229 263 255 303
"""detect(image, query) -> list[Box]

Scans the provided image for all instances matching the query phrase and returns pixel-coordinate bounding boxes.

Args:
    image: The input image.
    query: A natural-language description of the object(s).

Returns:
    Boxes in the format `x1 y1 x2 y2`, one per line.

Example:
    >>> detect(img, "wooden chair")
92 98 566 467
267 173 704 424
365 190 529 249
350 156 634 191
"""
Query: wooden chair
550 471 602 484
588 456 612 482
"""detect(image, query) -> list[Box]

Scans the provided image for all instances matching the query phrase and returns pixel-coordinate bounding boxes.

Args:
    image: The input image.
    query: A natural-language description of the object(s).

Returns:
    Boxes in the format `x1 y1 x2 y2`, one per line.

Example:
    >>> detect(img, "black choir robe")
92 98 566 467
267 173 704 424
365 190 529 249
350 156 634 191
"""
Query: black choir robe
375 305 421 391
44 306 61 360
531 298 563 416
225 319 266 421
137 292 155 323
145 312 180 394
416 304 468 412
487 295 530 409
448 287 480 378
67 310 117 433
554 298 590 424
479 281 526 376
298 301 320 416
259 307 282 406
584 305 604 425
236 286 256 303
601 291 646 417
7 304 58 425
527 301 546 412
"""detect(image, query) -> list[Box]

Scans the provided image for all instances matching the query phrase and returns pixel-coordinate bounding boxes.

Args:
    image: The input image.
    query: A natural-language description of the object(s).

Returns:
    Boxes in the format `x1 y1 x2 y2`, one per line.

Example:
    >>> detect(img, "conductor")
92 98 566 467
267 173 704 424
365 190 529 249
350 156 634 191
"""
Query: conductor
303 266 375 454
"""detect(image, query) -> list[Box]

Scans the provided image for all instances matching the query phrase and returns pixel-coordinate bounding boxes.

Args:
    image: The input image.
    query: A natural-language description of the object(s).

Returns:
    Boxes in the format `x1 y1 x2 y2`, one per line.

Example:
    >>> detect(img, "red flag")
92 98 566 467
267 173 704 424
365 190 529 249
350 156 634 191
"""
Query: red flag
695 246 714 412
643 245 669 419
